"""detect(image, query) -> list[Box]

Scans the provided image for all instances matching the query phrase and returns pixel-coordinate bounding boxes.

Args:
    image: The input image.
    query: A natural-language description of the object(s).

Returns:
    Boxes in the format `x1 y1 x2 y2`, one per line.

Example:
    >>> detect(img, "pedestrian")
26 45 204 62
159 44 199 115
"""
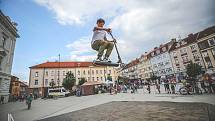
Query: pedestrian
170 78 176 94
166 79 170 94
146 81 151 94
1 95 4 104
26 93 33 110
200 76 207 93
155 80 161 94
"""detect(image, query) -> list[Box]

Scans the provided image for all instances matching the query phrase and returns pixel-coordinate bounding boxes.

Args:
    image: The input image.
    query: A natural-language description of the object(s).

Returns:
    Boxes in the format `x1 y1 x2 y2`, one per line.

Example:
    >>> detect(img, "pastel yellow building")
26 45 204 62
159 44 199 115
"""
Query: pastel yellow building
29 62 118 97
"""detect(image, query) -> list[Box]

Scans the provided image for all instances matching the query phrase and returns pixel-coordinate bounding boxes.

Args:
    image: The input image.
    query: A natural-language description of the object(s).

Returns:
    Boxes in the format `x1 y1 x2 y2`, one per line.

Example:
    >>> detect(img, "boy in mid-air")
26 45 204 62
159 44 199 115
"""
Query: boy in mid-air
91 18 114 62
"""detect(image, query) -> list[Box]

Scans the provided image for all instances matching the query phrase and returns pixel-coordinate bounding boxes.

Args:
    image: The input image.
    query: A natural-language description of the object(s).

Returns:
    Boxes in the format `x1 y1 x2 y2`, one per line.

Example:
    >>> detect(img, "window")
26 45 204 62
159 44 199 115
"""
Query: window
100 70 102 74
175 58 179 64
45 79 48 86
0 56 3 70
78 71 80 75
212 48 215 55
182 55 189 62
35 72 39 77
83 70 86 75
15 82 19 86
92 70 94 75
208 38 215 46
63 71 65 76
156 50 160 54
202 51 208 57
1 36 6 47
96 70 98 74
190 45 196 50
92 77 95 81
109 70 111 74
35 80 38 85
180 48 187 54
97 77 99 81
101 77 103 81
45 71 48 76
151 52 154 56
51 71 54 76
193 53 199 60
207 61 212 67
162 47 166 52
173 51 177 57
88 77 90 81
88 70 90 75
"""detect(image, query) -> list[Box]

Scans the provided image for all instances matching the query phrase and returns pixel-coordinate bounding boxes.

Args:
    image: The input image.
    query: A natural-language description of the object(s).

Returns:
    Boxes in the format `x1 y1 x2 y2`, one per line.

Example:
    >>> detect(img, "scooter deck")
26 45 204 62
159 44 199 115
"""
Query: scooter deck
93 61 119 67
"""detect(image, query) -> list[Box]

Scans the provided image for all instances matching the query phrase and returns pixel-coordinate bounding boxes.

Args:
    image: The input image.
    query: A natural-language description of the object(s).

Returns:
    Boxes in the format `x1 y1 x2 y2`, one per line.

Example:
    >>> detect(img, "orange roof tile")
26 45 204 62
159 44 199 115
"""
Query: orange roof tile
30 62 94 69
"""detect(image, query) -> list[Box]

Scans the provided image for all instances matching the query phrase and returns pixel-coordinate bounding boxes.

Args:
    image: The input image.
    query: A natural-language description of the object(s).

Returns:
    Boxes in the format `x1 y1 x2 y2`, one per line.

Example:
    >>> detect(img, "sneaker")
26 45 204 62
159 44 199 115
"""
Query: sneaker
103 57 111 62
96 56 102 61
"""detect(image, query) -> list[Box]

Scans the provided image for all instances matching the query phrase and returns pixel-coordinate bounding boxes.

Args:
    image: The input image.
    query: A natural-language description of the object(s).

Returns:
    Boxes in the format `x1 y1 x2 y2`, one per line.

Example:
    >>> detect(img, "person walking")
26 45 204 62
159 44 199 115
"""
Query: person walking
1 95 4 104
155 79 161 94
26 93 33 110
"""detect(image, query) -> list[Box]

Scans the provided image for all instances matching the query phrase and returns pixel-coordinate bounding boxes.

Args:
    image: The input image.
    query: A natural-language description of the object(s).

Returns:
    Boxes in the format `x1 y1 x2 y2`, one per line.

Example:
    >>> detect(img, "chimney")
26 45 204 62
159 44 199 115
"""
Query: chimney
188 33 193 37
171 38 176 43
154 47 158 49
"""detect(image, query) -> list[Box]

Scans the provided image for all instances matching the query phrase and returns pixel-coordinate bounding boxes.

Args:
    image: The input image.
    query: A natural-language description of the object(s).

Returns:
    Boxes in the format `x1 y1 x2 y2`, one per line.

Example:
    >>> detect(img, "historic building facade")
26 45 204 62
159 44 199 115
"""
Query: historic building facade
0 11 19 103
138 53 152 80
126 59 139 79
29 62 118 97
197 26 215 71
169 33 205 80
10 76 28 97
149 41 175 78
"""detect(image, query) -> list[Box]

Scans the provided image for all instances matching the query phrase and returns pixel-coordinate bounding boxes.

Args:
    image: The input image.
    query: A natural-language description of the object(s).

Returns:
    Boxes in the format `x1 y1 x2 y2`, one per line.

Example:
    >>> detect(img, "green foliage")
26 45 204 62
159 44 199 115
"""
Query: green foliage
49 80 56 87
150 74 158 81
186 62 202 78
107 74 112 81
62 72 76 90
78 78 86 85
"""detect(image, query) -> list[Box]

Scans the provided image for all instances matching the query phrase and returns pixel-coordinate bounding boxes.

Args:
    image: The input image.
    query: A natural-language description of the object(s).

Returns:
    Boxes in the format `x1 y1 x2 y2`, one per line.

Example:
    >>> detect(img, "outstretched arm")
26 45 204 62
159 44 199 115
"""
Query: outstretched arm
93 27 111 32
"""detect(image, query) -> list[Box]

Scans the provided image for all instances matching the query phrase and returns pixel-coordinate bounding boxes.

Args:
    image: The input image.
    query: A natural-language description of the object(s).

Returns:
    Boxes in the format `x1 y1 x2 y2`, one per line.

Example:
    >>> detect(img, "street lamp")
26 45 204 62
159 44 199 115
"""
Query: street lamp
57 54 60 87
89 66 93 81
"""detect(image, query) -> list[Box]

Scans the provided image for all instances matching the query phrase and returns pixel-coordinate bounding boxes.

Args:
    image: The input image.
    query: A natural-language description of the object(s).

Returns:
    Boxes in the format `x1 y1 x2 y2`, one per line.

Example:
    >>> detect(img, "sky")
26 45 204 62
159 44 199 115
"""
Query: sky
0 0 215 82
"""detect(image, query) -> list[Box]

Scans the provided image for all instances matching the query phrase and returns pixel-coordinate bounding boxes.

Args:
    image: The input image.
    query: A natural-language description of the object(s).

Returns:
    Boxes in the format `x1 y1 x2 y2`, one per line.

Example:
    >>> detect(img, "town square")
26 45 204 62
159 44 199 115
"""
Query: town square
0 0 215 121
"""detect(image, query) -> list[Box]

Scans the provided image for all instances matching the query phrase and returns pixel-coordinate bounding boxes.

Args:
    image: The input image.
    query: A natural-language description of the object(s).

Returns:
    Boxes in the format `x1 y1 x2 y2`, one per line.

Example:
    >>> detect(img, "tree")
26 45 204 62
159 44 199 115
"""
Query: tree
78 78 86 86
186 62 202 94
107 74 112 81
49 80 56 88
186 62 202 79
150 74 158 82
62 72 76 91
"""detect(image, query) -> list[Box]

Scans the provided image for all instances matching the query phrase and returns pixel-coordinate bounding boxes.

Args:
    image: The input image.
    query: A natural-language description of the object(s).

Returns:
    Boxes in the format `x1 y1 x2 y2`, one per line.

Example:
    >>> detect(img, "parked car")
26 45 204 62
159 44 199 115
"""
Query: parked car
48 87 70 98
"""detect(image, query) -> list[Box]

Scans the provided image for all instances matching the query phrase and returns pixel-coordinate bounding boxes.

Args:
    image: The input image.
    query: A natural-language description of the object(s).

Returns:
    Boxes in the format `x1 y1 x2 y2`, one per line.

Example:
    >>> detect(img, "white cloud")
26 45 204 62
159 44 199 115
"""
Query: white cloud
35 0 215 62
66 36 97 61
34 0 124 25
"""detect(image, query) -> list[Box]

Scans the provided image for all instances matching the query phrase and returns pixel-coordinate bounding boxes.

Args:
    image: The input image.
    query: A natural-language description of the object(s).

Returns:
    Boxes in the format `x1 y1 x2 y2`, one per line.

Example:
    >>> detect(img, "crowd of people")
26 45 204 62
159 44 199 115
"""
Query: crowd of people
102 73 215 95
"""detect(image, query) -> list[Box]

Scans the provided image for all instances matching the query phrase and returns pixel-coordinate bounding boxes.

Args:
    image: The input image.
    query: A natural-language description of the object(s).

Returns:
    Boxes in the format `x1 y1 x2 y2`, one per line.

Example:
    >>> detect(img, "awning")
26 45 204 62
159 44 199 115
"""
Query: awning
82 81 103 86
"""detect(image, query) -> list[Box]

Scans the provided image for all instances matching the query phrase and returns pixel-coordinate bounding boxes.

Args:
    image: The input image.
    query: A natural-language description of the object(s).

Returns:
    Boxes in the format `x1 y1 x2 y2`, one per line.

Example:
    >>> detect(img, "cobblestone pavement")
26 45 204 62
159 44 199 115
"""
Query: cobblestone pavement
0 89 215 121
39 101 215 121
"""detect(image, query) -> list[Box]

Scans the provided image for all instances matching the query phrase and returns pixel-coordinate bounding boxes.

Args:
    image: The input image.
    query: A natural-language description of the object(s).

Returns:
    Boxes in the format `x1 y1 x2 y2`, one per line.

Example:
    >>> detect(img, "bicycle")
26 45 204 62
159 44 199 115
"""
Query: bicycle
179 83 202 95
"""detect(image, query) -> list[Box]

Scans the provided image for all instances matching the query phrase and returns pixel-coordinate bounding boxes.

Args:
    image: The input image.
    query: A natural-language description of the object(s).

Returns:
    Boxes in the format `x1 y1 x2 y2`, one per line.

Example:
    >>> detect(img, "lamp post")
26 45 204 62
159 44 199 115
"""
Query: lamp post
57 54 60 87
89 66 93 81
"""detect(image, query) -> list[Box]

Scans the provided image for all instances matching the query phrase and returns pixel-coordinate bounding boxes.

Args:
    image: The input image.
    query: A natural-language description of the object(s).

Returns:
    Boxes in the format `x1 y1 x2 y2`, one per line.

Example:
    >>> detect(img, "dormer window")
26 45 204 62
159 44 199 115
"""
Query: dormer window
151 52 154 56
156 50 160 54
162 47 166 51
208 38 215 46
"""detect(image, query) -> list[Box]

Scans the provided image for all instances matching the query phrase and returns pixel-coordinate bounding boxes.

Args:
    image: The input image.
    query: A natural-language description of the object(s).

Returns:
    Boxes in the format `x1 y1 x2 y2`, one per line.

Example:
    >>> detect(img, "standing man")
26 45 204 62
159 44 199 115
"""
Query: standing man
26 93 33 110
0 95 4 104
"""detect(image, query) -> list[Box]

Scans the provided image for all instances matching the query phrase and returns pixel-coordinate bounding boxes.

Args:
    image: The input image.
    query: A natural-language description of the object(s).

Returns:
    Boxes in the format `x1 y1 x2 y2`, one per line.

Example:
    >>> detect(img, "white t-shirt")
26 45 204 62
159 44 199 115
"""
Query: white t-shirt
91 28 106 45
